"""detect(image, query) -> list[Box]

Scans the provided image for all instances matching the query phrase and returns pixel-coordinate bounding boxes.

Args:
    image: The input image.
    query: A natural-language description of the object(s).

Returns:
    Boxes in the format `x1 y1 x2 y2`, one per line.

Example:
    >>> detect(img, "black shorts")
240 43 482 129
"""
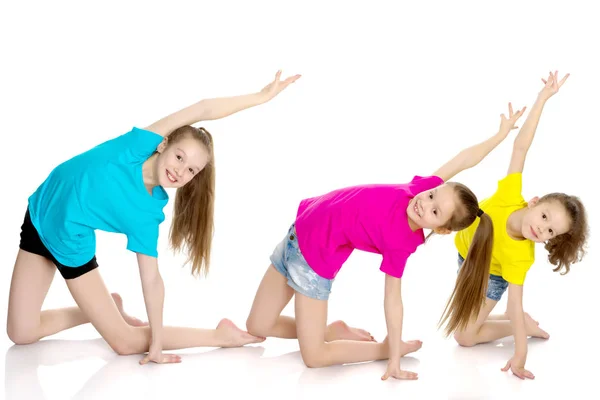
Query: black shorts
19 207 99 280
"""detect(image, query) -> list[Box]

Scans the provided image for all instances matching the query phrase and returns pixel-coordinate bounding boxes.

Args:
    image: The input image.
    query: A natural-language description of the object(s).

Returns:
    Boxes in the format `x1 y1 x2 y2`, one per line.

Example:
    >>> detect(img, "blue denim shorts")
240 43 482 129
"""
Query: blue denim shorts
457 253 508 302
270 224 334 301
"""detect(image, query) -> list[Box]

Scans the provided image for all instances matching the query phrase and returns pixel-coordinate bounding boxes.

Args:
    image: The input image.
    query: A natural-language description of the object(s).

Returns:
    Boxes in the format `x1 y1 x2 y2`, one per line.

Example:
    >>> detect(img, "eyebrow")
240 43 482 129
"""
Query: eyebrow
544 209 558 233
433 189 443 217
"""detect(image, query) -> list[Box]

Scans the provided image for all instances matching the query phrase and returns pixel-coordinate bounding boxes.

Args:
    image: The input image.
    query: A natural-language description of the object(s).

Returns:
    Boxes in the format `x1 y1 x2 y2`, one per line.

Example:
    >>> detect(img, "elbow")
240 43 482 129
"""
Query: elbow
506 302 523 320
457 152 476 170
512 140 529 153
196 99 212 120
149 274 164 290
141 271 162 285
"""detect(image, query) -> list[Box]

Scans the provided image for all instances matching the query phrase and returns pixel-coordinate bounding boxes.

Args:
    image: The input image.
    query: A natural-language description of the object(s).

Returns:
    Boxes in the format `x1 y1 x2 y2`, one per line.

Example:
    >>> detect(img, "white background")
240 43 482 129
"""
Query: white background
1 1 598 399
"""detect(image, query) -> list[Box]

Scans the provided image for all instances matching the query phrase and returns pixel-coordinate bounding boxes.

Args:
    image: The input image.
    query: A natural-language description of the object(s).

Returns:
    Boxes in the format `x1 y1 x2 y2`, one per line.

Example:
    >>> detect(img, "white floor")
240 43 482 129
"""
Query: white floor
2 322 596 399
2 246 598 400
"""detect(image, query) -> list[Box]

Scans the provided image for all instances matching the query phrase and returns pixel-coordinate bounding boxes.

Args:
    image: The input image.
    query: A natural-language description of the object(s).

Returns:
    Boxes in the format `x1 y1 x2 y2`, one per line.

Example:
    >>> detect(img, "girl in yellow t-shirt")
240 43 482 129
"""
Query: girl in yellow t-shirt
439 71 589 380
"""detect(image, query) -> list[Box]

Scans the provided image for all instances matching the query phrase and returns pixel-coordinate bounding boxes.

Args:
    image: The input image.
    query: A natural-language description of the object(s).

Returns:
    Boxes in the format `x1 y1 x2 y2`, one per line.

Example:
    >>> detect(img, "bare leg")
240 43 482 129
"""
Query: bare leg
7 250 148 345
454 299 549 347
246 265 374 341
65 269 262 355
294 292 421 367
487 310 550 337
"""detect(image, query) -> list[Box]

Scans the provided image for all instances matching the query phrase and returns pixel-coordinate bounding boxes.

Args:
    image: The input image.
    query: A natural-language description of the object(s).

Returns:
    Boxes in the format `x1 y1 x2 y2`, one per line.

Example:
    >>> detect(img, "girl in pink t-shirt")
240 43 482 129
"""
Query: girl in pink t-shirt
245 103 526 380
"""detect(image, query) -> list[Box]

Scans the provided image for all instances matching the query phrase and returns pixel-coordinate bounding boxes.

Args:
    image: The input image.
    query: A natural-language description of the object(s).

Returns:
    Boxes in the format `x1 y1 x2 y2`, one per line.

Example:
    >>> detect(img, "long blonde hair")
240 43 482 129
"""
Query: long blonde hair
167 125 215 277
437 182 494 336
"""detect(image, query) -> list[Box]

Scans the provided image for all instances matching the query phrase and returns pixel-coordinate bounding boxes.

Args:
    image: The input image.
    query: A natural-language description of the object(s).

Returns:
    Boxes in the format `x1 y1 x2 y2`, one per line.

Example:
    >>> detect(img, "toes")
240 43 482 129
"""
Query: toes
355 330 374 341
541 330 550 339
244 333 266 343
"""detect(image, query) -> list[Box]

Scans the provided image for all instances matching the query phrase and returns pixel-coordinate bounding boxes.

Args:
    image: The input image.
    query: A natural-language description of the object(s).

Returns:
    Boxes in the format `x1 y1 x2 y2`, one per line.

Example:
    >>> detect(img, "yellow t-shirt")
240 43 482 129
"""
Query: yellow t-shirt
454 173 535 285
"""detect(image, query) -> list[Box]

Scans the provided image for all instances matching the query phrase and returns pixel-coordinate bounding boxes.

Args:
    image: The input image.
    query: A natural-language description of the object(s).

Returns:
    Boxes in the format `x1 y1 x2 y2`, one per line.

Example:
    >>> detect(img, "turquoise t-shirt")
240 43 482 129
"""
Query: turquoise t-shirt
27 127 169 267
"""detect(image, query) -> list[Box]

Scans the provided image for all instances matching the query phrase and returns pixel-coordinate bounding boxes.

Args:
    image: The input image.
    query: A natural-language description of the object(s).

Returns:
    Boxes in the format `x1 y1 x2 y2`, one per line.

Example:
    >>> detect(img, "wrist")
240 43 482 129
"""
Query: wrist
493 130 510 142
254 91 269 104
150 328 163 341
514 350 527 361
150 338 162 349
536 93 551 103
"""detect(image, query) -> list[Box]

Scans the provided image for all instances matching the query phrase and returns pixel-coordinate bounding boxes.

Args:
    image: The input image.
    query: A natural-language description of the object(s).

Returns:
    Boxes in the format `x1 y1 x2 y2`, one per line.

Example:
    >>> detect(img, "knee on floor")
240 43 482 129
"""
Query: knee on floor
106 328 144 356
453 332 477 347
301 347 328 368
7 323 39 345
245 317 271 339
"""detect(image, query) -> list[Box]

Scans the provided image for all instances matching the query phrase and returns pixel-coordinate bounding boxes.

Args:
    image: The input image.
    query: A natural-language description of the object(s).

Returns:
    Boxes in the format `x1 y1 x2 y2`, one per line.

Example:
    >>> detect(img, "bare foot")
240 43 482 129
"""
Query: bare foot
216 318 266 348
326 320 376 342
383 336 423 356
401 340 423 356
524 313 549 339
111 293 148 327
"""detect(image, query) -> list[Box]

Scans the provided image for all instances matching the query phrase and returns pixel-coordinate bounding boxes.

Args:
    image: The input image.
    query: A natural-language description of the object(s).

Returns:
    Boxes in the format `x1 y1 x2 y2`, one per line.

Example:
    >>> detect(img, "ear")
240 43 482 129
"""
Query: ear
156 137 168 153
527 196 540 208
433 227 452 235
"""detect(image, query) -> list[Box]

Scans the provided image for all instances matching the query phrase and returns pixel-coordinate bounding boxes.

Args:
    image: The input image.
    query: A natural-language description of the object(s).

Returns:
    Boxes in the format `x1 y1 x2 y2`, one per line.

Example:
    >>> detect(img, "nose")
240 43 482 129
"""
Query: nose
174 167 182 177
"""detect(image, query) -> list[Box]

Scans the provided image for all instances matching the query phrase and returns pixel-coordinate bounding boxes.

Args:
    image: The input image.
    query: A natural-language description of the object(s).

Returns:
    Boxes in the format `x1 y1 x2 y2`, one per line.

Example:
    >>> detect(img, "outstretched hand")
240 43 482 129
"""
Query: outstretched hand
139 342 182 365
499 102 527 135
381 361 418 381
259 70 301 102
501 356 535 380
539 70 569 100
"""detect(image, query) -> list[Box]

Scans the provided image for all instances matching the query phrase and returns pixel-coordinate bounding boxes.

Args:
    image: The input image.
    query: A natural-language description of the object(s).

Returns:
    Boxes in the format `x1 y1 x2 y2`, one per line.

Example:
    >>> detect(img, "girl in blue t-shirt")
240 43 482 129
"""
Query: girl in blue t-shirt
7 70 300 365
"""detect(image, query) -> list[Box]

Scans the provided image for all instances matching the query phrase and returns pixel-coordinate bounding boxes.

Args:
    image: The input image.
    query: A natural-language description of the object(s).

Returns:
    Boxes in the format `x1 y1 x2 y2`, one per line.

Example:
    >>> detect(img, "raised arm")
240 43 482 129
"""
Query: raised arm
433 103 526 182
507 71 569 175
145 70 301 137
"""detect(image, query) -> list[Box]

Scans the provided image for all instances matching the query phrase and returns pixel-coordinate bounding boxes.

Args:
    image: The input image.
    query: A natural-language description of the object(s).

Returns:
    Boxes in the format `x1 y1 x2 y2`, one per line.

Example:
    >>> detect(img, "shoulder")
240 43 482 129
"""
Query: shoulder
396 175 444 197
490 173 524 203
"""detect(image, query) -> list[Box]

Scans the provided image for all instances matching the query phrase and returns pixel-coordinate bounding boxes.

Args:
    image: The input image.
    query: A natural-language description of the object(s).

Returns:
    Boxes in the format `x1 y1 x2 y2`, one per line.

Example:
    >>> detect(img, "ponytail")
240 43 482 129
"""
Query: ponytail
438 212 494 336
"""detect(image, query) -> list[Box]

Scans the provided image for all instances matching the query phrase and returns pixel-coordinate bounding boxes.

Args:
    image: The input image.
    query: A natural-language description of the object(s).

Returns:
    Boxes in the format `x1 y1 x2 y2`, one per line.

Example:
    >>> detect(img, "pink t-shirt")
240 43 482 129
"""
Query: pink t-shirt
294 175 444 279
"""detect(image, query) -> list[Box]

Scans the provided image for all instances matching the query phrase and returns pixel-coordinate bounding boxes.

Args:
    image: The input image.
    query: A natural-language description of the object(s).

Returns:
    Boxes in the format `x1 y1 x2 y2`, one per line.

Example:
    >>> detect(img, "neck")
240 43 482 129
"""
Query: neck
142 153 160 195
506 207 527 240
407 216 421 232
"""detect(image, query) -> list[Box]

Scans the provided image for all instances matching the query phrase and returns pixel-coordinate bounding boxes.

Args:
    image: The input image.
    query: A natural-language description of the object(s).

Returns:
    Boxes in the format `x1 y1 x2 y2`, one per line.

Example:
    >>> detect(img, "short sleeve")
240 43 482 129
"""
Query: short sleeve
409 175 445 196
126 223 159 258
501 260 532 285
123 127 164 162
493 173 524 205
380 250 412 278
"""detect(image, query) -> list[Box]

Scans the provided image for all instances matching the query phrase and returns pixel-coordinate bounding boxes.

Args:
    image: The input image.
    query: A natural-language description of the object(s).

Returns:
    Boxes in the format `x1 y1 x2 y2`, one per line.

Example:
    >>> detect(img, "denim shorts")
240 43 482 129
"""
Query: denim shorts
457 253 508 302
270 224 334 301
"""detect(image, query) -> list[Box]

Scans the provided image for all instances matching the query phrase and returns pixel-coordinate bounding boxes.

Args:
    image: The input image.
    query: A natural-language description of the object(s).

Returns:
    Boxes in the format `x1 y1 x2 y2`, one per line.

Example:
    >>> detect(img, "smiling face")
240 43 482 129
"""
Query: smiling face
521 198 571 243
155 135 210 188
406 184 458 230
